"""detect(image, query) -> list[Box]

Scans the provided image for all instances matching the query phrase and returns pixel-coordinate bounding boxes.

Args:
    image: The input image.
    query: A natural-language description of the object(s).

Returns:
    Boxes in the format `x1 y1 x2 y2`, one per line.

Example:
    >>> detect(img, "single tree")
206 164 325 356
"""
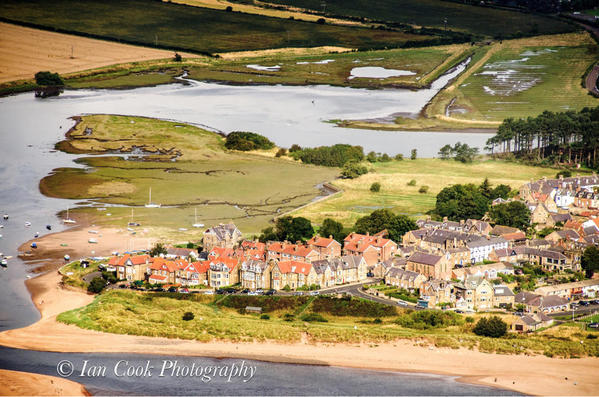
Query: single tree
370 182 381 192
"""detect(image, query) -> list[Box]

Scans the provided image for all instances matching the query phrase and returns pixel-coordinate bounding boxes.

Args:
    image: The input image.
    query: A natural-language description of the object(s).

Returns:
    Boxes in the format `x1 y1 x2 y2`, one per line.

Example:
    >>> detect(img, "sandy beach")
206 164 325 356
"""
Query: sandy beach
2 225 599 396
0 369 90 396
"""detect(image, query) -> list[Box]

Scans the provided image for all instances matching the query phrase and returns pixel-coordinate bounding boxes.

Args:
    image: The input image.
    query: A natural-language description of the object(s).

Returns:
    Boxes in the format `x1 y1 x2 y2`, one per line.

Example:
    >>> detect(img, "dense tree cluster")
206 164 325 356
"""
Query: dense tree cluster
225 131 275 151
488 201 530 230
258 216 314 243
319 218 346 242
341 161 369 179
434 179 512 221
473 316 508 338
486 107 599 167
35 71 64 86
354 209 418 242
582 245 599 278
290 144 364 167
438 142 479 163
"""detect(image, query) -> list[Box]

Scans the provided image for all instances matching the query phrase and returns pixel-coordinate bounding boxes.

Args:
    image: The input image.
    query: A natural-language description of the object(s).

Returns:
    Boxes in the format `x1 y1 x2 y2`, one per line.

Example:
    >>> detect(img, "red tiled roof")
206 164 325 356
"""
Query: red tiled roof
149 257 183 273
343 232 394 252
149 274 167 282
307 236 338 248
188 261 210 274
277 260 312 275
502 231 526 241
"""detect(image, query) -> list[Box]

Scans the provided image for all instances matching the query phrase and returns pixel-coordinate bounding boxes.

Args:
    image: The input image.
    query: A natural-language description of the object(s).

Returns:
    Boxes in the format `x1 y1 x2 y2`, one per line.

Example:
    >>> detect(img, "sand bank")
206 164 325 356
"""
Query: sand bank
0 369 89 396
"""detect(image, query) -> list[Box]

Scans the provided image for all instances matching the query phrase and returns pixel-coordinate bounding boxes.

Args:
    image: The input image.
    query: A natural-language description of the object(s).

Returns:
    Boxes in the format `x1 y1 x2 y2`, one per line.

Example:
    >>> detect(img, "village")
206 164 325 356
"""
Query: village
86 174 599 334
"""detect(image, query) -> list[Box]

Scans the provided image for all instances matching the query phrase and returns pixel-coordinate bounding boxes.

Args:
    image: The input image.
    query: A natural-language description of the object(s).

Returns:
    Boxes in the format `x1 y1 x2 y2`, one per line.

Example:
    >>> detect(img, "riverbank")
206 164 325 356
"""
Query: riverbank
0 369 90 396
1 227 598 396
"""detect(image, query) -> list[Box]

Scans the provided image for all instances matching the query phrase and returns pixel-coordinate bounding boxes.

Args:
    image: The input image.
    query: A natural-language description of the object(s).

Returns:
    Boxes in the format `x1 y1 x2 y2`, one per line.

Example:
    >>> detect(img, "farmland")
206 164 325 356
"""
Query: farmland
292 158 561 227
41 115 338 236
251 0 576 38
0 0 435 55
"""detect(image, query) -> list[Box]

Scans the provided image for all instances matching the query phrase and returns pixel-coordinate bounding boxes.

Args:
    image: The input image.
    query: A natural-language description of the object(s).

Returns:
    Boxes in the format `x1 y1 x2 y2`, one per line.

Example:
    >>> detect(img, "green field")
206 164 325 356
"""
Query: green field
251 0 576 38
187 44 470 89
292 158 562 226
57 290 599 357
439 33 599 122
42 115 338 236
0 0 435 55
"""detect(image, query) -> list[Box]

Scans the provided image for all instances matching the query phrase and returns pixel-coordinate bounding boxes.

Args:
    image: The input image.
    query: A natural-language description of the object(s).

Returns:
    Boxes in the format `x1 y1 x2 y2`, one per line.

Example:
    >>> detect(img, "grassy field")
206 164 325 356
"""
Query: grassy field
292 158 562 226
187 44 471 89
432 33 599 123
252 0 576 38
42 115 338 236
0 0 435 55
57 290 599 357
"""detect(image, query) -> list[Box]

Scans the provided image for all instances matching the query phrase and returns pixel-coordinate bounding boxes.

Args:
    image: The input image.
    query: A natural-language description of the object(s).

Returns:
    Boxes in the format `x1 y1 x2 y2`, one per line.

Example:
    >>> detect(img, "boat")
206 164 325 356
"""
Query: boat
88 230 98 234
0 235 2 239
64 254 70 261
1 259 7 267
34 232 39 238
144 187 161 208
46 225 52 230
192 208 204 228
25 221 31 227
0 225 3 228
88 238 98 244
31 242 37 248
2 214 7 220
63 208 76 224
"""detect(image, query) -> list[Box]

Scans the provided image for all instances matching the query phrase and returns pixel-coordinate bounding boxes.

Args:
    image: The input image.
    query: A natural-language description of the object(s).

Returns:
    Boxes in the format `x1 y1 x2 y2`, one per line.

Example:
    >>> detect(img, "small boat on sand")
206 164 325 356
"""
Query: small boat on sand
144 187 161 208
34 232 39 238
25 222 31 227
88 238 98 244
63 208 76 224
64 254 70 261
31 242 37 249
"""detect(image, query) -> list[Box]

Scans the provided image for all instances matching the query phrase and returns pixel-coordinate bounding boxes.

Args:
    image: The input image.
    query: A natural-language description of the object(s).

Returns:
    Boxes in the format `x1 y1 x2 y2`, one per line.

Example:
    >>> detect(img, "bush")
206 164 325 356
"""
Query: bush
290 144 364 167
473 316 507 338
217 295 310 312
373 318 382 324
410 149 417 160
311 296 396 317
394 154 404 161
300 313 328 322
341 161 368 179
418 185 429 194
289 144 302 153
370 182 381 192
317 18 326 24
260 314 270 320
556 170 572 179
465 316 474 323
87 276 106 293
225 131 274 151
282 313 295 321
101 271 117 284
407 179 416 186
173 52 182 62
35 71 64 86
394 310 464 329
225 5 233 11
182 311 194 321
275 148 287 157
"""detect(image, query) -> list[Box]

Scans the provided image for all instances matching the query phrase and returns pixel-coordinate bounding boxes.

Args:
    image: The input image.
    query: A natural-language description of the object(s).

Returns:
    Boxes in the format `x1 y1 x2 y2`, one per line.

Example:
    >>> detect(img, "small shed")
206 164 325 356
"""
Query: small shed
245 306 262 314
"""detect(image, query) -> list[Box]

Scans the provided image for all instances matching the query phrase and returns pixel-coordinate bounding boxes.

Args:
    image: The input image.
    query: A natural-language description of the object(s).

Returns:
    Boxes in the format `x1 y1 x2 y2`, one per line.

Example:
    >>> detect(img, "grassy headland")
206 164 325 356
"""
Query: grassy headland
57 290 599 357
41 115 338 236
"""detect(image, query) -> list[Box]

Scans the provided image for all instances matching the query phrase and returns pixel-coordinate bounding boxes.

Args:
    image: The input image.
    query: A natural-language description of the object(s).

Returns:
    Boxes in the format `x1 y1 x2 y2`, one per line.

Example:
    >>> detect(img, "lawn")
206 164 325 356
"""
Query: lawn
292 158 562 226
0 0 434 55
42 115 338 236
57 289 599 357
430 32 599 123
252 0 576 38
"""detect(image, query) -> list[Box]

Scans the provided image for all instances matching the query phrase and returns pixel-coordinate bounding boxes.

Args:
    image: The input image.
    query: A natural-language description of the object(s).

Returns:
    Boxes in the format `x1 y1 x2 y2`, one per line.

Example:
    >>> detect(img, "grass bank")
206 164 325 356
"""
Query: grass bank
41 115 338 237
57 290 599 357
292 158 561 226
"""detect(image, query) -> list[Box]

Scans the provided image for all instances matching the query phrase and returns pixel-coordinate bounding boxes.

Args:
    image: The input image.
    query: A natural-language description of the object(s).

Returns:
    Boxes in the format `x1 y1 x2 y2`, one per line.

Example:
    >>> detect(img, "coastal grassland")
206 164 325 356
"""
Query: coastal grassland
292 158 562 226
59 260 102 290
57 290 599 357
429 32 599 123
41 115 338 236
0 0 434 55
188 44 472 89
251 0 576 38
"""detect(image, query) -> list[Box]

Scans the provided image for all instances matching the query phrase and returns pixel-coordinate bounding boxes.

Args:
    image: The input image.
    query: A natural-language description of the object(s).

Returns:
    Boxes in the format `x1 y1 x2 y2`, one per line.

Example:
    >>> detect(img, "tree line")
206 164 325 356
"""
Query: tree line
486 106 599 167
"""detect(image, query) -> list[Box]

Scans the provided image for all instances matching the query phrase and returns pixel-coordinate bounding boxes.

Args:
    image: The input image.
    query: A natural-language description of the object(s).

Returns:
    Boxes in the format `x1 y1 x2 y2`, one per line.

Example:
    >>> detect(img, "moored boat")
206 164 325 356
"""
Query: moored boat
64 254 70 261
1 259 7 267
46 225 52 230
2 214 8 220
30 242 37 249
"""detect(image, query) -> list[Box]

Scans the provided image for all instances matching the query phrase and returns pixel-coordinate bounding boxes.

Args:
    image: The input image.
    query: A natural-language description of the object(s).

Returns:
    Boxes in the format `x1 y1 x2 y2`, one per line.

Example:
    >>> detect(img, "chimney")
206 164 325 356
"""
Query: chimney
366 232 370 236
443 217 448 222
460 219 465 225
329 235 333 239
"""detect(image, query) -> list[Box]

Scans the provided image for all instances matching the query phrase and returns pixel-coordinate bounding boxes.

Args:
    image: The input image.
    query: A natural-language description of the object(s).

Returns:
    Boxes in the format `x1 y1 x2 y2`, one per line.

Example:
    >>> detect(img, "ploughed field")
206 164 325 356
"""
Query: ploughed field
0 0 434 55
41 115 338 236
250 0 575 38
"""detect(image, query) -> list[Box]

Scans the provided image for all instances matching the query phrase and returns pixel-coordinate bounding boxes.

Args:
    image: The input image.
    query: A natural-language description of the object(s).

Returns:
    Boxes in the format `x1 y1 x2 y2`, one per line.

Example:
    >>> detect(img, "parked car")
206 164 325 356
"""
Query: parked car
590 300 599 305
204 290 214 295
240 289 250 294
179 288 189 294
256 289 264 294
588 322 599 329
294 291 304 296
225 288 237 294
264 289 275 296
216 289 225 295
248 291 259 296
366 271 374 278
309 291 320 296
580 300 590 306
168 286 178 293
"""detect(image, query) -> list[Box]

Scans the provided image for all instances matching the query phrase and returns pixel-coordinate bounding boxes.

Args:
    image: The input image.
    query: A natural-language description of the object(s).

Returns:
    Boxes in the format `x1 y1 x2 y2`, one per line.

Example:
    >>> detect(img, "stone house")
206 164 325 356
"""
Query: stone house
343 232 398 266
306 235 342 259
240 258 273 290
406 251 451 280
454 276 494 311
493 285 515 308
203 222 243 251
111 254 151 282
208 256 240 288
270 260 318 290
384 268 426 291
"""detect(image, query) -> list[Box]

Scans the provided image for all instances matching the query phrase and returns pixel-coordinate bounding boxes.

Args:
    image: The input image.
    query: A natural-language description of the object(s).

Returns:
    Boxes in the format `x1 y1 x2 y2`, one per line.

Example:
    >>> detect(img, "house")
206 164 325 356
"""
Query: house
208 256 240 288
530 203 552 227
177 261 210 286
452 262 514 281
491 246 573 272
270 260 318 290
406 251 451 280
490 225 521 237
313 255 368 285
501 231 527 245
534 279 599 299
574 190 599 209
111 254 151 282
454 276 494 311
343 231 398 266
447 247 471 268
514 291 569 313
166 247 199 260
372 256 406 278
203 222 242 251
466 236 508 264
240 259 273 290
493 285 515 308
511 312 553 332
266 242 320 263
554 189 575 208
148 258 182 284
418 279 454 308
312 260 336 288
402 229 429 246
545 230 580 245
384 268 426 291
306 235 342 259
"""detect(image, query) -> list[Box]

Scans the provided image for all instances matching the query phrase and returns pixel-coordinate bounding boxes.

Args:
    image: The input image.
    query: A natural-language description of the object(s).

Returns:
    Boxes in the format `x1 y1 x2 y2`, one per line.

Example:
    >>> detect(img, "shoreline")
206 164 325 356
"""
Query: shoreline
1 227 598 396
0 369 90 396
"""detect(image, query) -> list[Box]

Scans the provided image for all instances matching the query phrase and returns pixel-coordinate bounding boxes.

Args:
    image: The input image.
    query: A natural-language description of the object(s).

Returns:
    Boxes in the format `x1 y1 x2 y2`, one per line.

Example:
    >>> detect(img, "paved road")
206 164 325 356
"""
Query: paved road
547 301 599 318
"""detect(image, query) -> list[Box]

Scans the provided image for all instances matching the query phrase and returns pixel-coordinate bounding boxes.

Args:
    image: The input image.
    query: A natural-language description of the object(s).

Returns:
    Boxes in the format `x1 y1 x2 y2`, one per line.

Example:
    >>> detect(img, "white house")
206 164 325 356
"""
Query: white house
466 237 508 264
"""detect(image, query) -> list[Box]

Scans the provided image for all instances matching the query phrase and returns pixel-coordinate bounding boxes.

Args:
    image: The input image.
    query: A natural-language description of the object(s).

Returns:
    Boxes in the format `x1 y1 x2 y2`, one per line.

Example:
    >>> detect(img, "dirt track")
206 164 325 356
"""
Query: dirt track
0 22 199 84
